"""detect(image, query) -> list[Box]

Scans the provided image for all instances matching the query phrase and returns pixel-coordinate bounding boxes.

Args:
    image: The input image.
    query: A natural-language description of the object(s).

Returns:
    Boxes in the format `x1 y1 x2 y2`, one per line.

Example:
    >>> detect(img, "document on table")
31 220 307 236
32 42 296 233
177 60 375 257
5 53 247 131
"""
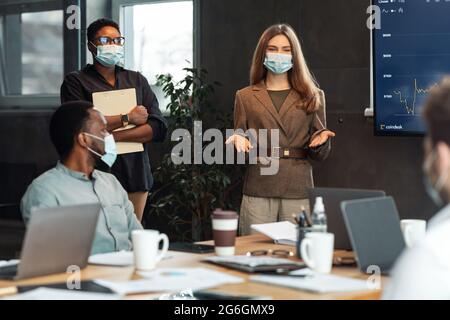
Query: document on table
3 288 121 300
250 268 373 294
92 88 144 155
88 250 177 267
251 221 297 246
88 251 135 267
94 268 244 295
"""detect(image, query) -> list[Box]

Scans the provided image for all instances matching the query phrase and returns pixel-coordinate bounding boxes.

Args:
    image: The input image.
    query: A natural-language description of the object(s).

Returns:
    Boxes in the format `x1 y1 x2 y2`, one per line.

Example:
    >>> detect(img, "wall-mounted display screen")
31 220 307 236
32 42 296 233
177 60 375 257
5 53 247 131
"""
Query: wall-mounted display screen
373 0 450 135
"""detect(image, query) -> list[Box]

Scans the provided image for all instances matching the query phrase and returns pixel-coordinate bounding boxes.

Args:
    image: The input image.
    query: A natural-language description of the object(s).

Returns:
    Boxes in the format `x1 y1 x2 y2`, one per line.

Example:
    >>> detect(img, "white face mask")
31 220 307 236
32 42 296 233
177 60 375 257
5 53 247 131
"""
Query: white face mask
91 43 125 68
83 133 117 168
264 52 293 74
423 150 449 207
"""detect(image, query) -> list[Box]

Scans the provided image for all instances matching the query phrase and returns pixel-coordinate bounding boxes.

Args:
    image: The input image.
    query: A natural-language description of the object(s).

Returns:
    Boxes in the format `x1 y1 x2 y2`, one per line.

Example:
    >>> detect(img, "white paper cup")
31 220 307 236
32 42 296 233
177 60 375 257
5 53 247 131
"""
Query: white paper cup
212 210 238 256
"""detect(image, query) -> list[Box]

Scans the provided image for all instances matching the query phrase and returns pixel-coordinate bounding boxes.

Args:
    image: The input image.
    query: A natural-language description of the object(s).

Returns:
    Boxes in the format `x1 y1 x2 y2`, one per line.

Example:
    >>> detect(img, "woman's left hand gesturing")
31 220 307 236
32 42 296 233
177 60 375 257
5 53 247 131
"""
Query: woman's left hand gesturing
309 130 336 148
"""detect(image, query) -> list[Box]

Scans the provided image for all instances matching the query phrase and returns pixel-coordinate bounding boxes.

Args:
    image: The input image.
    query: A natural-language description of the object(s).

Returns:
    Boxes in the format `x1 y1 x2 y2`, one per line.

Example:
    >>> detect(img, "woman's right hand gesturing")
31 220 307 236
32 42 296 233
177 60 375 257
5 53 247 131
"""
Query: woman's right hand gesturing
225 134 253 153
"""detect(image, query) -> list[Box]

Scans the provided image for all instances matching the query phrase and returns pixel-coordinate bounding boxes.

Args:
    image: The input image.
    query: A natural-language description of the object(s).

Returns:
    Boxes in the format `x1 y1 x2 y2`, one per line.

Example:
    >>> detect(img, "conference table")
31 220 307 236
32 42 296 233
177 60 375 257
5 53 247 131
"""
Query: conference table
0 234 385 300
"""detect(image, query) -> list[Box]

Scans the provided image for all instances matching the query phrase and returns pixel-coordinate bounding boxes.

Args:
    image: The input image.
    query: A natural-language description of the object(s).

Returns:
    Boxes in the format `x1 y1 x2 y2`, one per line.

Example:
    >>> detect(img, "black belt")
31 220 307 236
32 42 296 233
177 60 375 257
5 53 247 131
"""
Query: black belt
266 147 308 159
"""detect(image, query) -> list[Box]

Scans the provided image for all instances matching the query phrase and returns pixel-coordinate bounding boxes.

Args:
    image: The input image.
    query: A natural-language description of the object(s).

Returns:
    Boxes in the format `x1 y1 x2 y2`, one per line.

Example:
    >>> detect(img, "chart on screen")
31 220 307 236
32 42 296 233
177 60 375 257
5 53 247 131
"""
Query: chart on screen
373 0 450 135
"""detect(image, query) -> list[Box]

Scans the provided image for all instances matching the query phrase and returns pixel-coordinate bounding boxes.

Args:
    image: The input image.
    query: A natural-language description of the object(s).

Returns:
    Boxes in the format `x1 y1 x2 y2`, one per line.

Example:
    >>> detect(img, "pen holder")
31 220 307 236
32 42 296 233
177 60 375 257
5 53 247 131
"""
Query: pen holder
296 226 313 259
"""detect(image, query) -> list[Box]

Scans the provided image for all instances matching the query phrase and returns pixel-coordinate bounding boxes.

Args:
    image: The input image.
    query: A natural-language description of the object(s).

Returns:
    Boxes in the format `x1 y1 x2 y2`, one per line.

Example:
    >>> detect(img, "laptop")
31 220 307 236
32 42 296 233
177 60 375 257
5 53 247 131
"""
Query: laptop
308 188 386 250
0 203 100 280
341 196 406 275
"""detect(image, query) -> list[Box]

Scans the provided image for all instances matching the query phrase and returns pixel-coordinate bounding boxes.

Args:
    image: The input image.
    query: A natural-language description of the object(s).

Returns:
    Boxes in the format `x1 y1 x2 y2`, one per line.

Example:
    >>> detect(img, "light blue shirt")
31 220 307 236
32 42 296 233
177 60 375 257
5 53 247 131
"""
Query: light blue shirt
20 162 143 254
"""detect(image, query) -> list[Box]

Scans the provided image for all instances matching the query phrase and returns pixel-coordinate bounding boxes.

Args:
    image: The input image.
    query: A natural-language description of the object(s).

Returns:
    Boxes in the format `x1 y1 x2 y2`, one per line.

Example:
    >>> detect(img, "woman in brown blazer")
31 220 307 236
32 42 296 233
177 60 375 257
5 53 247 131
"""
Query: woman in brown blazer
226 24 335 235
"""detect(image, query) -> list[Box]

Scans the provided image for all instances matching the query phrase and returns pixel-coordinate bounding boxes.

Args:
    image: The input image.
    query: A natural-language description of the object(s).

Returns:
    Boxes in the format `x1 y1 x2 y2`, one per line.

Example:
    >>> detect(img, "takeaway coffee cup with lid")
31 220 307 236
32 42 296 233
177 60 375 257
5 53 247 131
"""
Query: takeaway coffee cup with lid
212 209 238 256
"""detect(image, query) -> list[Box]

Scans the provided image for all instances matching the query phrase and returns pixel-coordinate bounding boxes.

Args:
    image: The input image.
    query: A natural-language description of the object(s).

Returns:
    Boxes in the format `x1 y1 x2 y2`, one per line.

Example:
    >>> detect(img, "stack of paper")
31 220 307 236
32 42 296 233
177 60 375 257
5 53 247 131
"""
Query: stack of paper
250 269 373 294
251 221 297 246
88 250 175 267
88 251 135 267
0 260 20 268
4 288 121 300
94 268 244 295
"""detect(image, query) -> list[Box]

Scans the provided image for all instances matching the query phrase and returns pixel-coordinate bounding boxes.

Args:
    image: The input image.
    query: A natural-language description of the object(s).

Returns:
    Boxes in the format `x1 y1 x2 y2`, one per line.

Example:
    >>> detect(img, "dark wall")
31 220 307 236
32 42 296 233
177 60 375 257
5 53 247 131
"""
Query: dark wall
0 110 57 192
0 0 437 221
199 0 437 220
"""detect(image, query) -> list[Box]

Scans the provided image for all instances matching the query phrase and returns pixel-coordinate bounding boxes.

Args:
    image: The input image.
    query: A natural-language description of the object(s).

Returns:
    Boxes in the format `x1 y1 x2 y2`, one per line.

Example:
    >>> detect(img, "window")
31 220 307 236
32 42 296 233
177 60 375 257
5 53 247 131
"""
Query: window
21 10 64 95
114 0 196 113
0 0 84 108
0 9 63 96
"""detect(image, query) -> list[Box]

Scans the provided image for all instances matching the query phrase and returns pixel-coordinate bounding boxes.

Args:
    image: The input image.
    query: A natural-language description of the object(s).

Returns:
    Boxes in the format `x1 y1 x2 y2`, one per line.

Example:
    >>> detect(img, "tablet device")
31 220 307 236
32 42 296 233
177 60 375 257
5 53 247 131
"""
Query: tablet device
169 242 215 254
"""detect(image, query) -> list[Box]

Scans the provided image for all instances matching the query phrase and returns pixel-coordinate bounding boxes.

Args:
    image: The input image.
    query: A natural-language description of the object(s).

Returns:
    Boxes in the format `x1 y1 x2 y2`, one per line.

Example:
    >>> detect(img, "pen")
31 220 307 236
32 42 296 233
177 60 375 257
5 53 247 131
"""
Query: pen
262 271 311 278
298 213 306 228
268 274 310 278
301 206 312 227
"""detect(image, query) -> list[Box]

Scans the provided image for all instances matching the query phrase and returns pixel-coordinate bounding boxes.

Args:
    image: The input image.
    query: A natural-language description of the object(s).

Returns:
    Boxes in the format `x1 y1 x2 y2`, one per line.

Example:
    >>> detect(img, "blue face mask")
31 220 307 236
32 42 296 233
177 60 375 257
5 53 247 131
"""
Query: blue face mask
423 150 448 207
264 53 293 74
92 43 125 68
424 175 444 208
84 133 117 168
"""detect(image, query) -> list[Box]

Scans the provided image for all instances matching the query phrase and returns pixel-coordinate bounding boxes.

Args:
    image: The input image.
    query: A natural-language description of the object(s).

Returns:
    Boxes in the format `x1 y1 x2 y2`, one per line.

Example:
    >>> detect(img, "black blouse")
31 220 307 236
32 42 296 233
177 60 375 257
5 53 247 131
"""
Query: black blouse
60 64 168 192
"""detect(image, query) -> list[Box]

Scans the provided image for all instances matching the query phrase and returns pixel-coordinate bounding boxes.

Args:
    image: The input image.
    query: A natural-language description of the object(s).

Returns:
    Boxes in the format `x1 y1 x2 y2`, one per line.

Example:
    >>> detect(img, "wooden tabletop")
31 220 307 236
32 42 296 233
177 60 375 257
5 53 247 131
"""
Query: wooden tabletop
0 234 384 300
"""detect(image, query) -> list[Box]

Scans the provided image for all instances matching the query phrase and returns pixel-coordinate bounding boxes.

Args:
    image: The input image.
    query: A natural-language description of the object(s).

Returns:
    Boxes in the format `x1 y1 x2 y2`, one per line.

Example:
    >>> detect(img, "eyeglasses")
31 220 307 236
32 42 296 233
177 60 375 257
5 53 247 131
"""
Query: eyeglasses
94 36 125 46
246 249 294 258
333 256 356 266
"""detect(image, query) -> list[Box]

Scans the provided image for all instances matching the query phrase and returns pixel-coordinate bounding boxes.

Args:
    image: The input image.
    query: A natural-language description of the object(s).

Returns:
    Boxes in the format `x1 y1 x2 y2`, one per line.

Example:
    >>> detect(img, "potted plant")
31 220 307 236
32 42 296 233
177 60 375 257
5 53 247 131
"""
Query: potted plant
148 67 242 242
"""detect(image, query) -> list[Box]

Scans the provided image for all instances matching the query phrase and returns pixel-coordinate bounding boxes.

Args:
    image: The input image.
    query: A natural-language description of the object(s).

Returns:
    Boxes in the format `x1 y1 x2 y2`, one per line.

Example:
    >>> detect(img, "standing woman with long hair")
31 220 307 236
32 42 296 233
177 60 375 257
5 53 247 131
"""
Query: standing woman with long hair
226 24 335 235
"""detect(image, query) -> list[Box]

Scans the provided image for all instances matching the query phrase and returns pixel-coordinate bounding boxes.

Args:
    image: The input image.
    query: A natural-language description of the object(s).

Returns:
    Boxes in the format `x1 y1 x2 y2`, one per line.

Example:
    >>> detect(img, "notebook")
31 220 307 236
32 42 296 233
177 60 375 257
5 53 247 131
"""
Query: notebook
251 221 297 246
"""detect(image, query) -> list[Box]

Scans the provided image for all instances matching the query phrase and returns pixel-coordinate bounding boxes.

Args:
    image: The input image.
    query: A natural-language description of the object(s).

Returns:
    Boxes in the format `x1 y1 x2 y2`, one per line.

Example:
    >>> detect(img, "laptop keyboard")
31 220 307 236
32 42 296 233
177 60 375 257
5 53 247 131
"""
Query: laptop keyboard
0 263 19 279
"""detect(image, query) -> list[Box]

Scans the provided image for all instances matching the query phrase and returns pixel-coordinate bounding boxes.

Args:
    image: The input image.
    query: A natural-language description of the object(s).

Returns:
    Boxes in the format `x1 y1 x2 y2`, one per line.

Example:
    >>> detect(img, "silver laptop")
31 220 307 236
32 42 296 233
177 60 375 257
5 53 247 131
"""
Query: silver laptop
308 188 386 250
0 203 100 280
341 196 406 275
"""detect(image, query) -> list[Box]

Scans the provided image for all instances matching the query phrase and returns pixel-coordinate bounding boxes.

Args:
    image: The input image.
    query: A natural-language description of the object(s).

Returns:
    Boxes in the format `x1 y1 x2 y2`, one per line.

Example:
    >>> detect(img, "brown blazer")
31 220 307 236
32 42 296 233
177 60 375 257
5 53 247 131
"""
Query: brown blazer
233 82 331 199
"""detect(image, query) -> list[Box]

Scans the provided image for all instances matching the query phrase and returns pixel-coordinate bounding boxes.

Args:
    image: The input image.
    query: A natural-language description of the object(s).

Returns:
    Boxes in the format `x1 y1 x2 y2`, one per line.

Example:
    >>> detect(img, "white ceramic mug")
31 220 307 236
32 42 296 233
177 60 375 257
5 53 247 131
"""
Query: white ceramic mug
400 219 426 248
300 232 334 274
132 230 169 271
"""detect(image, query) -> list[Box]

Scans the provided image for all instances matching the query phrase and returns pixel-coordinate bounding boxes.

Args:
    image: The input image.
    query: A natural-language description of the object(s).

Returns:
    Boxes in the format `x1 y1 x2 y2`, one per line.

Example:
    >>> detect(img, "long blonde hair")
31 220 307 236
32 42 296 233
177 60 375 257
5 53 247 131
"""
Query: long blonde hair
250 24 320 113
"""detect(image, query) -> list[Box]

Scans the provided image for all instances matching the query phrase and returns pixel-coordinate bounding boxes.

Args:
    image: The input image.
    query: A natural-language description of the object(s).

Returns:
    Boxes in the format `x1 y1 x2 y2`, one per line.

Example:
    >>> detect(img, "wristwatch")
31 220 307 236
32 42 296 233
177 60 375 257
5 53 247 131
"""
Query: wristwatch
121 114 129 127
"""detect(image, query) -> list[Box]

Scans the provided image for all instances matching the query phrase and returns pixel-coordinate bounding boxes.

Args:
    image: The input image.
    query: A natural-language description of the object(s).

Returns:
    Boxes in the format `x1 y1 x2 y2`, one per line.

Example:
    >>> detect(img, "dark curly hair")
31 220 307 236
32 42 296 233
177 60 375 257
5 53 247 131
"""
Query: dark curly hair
50 101 94 160
87 18 120 43
423 76 450 146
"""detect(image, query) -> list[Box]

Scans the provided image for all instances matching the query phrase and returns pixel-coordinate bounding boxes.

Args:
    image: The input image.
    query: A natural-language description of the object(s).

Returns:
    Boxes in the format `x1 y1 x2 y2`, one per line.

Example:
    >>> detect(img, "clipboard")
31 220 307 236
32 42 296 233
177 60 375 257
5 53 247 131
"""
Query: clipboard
92 88 144 155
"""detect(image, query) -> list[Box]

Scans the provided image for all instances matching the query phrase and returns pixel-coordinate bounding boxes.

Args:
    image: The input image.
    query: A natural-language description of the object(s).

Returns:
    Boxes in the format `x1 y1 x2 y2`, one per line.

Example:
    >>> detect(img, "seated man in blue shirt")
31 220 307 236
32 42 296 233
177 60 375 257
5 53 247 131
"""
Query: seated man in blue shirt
21 101 143 254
